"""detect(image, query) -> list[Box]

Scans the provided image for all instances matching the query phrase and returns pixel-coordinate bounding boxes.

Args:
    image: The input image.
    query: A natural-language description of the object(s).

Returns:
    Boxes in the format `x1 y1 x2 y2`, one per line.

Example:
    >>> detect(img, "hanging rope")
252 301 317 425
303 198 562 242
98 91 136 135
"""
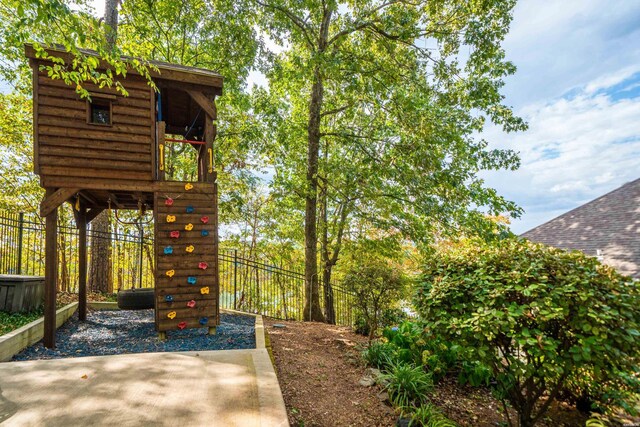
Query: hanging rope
110 198 153 225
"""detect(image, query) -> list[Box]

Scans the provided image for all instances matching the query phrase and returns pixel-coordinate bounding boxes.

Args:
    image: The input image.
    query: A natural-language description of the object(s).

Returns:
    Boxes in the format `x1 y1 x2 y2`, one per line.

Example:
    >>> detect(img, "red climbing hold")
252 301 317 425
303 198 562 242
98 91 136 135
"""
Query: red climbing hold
170 230 180 238
200 216 209 224
165 198 174 207
198 262 208 270
187 300 196 308
177 321 187 330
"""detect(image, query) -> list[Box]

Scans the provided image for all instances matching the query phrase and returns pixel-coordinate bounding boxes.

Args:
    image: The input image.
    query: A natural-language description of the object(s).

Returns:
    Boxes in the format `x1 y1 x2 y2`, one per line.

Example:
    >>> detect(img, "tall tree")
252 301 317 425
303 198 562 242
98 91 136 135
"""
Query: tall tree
89 0 119 293
255 0 526 320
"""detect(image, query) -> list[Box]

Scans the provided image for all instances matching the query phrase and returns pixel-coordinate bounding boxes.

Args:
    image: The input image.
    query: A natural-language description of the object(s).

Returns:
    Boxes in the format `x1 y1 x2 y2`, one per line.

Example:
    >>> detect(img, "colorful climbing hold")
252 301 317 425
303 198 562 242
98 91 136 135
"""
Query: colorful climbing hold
165 198 174 207
199 317 208 325
164 246 173 255
198 262 208 270
185 223 194 231
185 183 194 191
186 205 194 213
165 269 175 278
201 230 209 237
200 287 209 295
200 216 209 224
186 245 195 253
165 295 174 303
167 311 176 319
187 276 197 285
170 230 180 238
187 300 196 308
166 215 176 223
177 321 187 330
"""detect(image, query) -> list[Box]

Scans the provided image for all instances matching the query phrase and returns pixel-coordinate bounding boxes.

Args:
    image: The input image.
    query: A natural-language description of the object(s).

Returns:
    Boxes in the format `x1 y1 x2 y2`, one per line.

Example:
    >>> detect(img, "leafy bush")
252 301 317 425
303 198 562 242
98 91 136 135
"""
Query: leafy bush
416 238 640 427
408 403 458 427
380 362 433 409
382 321 464 381
362 340 396 369
343 259 407 341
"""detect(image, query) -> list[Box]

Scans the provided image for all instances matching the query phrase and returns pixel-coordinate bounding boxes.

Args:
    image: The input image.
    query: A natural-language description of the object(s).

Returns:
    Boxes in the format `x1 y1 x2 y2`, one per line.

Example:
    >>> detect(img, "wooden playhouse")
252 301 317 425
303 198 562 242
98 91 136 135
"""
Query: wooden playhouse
25 45 222 347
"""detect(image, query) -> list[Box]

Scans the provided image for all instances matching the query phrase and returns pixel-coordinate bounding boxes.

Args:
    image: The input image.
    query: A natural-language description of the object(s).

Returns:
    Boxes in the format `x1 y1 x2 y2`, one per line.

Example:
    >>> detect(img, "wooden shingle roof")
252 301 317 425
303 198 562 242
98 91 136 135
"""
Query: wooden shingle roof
522 178 640 279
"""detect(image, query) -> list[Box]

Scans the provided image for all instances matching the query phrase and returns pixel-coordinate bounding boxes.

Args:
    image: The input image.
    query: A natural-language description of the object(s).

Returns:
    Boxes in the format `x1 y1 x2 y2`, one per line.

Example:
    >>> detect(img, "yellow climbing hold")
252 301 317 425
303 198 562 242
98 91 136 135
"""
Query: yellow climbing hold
167 311 176 319
185 223 194 231
166 269 175 278
200 287 209 295
185 183 194 191
186 245 195 253
166 215 176 223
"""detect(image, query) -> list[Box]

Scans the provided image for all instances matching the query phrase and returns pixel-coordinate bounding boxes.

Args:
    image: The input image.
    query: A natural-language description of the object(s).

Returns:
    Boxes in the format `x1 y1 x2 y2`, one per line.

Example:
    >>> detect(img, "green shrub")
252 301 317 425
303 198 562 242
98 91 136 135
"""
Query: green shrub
362 340 397 369
416 238 640 427
381 362 433 409
343 259 407 341
408 403 458 427
382 321 463 381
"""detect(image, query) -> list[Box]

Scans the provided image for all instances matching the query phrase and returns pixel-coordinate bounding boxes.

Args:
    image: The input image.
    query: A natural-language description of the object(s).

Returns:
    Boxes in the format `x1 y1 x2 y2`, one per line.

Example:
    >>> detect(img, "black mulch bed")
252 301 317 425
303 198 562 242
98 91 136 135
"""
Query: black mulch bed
13 310 255 361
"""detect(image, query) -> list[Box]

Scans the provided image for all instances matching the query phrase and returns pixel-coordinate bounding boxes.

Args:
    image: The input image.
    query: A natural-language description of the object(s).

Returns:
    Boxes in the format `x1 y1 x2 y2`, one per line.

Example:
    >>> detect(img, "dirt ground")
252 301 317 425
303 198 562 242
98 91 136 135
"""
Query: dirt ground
265 318 396 427
265 319 597 427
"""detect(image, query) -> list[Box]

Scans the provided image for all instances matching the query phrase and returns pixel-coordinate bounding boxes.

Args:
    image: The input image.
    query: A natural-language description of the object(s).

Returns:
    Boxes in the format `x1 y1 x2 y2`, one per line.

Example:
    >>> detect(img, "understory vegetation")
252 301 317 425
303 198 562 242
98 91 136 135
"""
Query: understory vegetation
0 308 43 336
361 237 640 427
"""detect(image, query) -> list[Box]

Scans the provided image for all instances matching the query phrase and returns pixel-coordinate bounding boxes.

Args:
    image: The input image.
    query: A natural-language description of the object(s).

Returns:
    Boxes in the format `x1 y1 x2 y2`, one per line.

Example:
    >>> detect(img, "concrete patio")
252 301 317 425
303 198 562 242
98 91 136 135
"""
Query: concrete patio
0 348 287 426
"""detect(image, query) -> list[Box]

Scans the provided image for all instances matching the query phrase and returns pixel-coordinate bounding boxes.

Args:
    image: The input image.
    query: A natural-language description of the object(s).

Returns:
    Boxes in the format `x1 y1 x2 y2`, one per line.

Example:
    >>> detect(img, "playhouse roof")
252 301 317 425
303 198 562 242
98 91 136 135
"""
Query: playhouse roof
24 44 223 92
521 178 640 279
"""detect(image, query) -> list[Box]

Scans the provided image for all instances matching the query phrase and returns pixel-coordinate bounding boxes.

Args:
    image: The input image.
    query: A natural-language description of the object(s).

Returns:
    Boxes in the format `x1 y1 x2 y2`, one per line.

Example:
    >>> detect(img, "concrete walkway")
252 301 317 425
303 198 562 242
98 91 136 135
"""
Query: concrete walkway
0 314 288 427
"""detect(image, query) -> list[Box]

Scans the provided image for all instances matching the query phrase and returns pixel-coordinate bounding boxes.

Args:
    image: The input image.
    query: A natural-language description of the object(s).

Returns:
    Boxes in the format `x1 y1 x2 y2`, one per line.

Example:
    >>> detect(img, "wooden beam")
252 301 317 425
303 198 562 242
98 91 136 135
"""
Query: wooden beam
86 208 105 223
43 189 58 348
40 187 79 217
77 205 88 321
108 193 124 209
186 90 217 121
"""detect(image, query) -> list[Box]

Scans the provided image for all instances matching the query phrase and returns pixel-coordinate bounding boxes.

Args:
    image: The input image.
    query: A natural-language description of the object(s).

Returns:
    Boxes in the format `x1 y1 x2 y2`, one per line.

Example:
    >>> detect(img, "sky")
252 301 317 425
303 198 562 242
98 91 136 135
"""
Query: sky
57 0 640 235
480 0 640 233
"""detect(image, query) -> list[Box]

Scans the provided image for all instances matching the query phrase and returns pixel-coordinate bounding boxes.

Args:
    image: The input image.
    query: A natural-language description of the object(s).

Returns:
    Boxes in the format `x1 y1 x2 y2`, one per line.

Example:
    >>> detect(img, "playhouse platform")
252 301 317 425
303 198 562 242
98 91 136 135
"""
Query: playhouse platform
0 348 287 426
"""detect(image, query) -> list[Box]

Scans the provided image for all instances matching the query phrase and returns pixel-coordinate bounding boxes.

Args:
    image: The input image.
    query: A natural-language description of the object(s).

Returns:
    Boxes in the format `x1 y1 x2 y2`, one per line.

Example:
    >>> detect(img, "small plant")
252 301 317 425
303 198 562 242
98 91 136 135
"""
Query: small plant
362 340 397 369
408 403 458 427
381 362 433 409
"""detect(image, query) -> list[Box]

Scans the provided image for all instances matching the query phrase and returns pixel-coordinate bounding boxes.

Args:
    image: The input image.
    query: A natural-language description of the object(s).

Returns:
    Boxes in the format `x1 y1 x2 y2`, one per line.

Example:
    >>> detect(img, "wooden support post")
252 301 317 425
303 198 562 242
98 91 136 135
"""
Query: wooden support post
43 189 58 349
77 206 87 321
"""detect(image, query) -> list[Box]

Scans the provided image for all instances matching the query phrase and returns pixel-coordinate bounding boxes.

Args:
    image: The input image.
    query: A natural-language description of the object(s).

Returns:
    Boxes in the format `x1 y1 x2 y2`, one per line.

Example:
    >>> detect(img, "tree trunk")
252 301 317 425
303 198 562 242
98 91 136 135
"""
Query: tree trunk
303 64 325 322
89 211 112 293
319 175 336 324
104 0 119 48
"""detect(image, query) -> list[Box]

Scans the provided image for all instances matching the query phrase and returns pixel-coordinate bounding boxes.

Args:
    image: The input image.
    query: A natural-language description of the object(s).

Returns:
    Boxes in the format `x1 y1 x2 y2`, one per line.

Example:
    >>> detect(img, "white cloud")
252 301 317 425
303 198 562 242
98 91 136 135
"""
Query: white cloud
483 75 640 234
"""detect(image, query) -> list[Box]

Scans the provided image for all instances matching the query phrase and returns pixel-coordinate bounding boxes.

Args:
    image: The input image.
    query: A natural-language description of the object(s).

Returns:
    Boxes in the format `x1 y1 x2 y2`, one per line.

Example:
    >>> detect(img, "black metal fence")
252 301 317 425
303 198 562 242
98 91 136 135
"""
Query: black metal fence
0 210 355 325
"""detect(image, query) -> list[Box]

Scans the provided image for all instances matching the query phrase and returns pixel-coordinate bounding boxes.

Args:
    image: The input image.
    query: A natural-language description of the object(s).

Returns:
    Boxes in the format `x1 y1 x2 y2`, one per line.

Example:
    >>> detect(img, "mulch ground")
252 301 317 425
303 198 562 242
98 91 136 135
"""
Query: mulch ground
13 311 255 360
265 318 396 427
264 319 601 427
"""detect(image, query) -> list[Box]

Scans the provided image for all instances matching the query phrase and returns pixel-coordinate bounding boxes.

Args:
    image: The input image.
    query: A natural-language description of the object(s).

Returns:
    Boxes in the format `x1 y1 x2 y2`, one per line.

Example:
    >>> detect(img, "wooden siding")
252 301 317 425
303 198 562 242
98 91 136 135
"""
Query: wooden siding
34 69 154 186
153 182 219 332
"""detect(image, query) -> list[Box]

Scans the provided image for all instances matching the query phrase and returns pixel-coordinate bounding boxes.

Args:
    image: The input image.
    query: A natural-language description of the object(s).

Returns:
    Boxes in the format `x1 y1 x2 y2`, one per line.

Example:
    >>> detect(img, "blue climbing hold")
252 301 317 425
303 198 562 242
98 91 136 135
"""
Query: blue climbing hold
187 276 197 285
199 317 208 325
201 230 209 237
186 205 195 213
164 246 173 255
165 295 174 303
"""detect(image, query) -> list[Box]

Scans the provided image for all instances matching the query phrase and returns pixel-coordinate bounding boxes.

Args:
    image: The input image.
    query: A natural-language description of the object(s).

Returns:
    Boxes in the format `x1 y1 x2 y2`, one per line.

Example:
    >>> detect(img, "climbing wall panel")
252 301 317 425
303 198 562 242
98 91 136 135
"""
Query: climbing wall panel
154 181 219 333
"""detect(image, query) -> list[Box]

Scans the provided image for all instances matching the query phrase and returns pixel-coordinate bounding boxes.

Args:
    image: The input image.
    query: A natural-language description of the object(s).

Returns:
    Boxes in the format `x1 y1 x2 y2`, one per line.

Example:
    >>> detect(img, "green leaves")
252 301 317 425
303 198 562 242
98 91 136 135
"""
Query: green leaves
416 237 640 423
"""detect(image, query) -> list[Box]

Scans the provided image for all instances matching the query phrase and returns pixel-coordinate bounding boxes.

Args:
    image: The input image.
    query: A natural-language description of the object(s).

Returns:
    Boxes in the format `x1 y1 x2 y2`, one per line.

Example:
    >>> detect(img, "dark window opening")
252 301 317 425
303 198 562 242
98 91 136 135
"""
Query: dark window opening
88 99 112 125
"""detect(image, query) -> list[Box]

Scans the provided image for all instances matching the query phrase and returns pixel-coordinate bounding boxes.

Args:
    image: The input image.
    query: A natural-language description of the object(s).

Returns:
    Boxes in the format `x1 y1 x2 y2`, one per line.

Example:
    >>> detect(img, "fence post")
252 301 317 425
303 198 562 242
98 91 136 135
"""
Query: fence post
233 249 238 310
137 222 144 289
17 212 24 275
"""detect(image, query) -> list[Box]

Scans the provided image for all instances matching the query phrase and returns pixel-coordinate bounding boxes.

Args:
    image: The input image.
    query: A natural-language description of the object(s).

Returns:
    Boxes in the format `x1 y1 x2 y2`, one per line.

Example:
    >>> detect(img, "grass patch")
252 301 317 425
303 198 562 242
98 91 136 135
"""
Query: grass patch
0 307 44 336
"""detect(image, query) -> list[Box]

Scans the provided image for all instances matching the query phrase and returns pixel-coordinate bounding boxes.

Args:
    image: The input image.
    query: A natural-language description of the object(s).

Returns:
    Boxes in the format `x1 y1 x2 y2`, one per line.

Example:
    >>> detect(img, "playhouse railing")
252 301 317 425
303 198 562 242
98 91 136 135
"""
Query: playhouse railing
0 210 355 326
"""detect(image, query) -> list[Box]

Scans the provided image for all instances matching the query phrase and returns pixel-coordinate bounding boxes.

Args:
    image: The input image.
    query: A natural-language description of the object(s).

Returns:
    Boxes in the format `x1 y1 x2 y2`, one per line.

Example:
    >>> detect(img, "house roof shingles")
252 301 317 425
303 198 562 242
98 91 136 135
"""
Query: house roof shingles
521 178 640 279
